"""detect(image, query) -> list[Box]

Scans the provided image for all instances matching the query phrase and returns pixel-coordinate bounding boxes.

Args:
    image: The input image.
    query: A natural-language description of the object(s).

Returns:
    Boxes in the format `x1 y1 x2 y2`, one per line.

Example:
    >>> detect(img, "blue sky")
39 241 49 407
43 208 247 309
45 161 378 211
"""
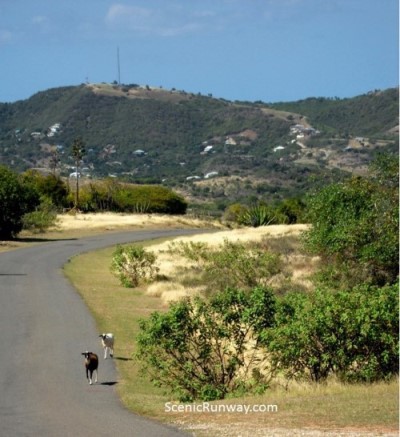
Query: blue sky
0 0 398 103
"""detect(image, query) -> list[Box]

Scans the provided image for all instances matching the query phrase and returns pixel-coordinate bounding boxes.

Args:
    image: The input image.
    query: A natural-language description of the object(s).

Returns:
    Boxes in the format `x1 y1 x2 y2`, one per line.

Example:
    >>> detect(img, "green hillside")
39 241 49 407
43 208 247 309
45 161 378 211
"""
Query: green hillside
0 83 397 207
0 84 293 174
269 88 399 137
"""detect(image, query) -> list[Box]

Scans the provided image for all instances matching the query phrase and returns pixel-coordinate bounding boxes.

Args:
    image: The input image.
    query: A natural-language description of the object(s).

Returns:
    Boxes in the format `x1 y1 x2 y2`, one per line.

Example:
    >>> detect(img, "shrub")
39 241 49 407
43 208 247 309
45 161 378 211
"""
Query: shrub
275 198 306 224
76 180 187 214
110 245 159 287
238 204 277 227
266 282 399 383
223 203 248 223
116 184 187 214
0 166 40 239
22 197 58 233
136 286 276 401
303 155 399 287
21 170 68 209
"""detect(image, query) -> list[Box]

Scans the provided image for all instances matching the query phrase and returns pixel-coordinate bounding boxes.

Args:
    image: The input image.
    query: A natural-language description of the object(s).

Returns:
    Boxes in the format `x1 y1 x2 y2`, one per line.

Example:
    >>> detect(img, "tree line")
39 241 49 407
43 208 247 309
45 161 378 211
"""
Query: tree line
0 166 187 239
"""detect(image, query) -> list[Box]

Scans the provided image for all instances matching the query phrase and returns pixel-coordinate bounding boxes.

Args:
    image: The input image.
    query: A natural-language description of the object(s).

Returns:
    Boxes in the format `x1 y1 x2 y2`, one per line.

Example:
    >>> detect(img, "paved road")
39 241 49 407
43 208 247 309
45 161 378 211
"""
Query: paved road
0 229 206 437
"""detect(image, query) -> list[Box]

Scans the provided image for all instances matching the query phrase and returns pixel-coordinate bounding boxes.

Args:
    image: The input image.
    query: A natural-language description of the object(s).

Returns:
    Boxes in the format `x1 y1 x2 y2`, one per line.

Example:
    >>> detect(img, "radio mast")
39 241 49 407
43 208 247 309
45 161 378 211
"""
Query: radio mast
117 47 121 85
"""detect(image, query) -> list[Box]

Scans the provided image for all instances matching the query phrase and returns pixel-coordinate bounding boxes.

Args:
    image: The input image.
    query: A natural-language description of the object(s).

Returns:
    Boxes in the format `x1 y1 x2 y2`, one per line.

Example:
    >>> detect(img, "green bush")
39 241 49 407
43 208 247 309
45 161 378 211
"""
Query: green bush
136 286 276 401
266 282 399 383
0 166 40 239
21 170 68 209
22 197 58 233
117 184 187 214
303 155 399 287
222 203 248 223
275 198 306 224
238 204 277 227
110 244 159 287
76 180 187 214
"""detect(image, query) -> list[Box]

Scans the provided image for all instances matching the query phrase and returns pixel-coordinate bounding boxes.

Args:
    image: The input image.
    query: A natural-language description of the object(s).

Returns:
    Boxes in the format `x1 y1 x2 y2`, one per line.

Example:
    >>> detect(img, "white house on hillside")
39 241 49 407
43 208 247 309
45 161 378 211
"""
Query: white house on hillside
204 171 219 179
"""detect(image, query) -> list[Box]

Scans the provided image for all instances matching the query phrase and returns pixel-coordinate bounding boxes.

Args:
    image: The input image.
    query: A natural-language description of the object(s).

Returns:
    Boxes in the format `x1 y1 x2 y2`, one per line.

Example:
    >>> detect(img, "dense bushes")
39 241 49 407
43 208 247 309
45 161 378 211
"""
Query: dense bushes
21 170 68 208
73 180 187 214
266 283 399 383
136 286 276 401
136 281 399 400
0 165 187 238
0 167 68 238
15 169 188 216
22 198 58 233
19 170 66 232
0 166 40 239
303 154 398 286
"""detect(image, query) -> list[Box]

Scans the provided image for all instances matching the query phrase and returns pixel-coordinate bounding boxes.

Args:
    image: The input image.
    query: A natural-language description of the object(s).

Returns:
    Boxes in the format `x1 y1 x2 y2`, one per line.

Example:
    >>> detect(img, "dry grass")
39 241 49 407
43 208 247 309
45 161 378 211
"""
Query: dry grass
144 224 313 304
54 211 219 232
168 378 398 437
0 212 222 251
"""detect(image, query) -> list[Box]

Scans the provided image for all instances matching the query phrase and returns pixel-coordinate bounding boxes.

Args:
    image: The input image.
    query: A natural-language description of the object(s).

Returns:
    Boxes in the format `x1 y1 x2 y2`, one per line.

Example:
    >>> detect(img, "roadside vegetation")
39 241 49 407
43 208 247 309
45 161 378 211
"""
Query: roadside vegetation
64 229 398 434
0 166 187 239
64 241 398 434
0 153 398 434
0 163 308 240
107 155 398 403
63 155 399 434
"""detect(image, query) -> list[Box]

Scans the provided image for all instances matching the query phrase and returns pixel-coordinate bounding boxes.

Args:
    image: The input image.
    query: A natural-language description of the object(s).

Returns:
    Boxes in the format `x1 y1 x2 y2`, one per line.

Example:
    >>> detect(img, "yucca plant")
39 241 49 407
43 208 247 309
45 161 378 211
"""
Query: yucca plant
239 204 276 227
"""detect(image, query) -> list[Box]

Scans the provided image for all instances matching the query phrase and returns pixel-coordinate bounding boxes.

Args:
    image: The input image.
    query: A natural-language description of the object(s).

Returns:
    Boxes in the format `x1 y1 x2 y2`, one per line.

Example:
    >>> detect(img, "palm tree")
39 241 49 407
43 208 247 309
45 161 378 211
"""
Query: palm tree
71 138 86 209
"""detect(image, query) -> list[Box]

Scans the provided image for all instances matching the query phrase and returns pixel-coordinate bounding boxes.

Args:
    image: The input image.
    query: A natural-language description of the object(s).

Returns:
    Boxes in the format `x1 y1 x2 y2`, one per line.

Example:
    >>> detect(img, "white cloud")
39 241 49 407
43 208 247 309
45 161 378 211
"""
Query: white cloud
105 4 154 32
105 3 211 37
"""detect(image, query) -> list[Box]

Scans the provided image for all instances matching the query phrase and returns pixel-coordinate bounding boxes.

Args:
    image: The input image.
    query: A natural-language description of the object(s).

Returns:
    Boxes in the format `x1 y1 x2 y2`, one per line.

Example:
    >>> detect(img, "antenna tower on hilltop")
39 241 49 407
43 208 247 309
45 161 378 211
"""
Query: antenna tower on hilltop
117 47 121 85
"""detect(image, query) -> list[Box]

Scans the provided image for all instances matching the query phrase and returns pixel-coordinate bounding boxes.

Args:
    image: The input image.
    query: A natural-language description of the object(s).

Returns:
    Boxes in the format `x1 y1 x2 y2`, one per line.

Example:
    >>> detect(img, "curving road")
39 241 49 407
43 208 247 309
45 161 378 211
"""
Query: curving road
0 229 206 437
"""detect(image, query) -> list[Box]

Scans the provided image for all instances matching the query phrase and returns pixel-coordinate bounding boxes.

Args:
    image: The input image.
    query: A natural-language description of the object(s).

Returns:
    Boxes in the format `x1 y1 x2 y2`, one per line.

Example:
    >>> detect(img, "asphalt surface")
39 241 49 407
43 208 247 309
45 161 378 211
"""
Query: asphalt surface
0 229 206 437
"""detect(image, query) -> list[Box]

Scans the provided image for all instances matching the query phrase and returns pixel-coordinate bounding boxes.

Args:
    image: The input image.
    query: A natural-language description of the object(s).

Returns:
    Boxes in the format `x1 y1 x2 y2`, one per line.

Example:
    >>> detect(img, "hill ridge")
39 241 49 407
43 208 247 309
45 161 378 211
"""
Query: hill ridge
0 84 397 206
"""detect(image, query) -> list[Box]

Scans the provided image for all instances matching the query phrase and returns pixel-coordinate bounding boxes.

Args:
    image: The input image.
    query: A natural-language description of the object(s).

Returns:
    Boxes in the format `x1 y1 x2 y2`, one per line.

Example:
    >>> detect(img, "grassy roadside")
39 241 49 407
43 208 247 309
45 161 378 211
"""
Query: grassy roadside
63 241 174 416
63 232 399 436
